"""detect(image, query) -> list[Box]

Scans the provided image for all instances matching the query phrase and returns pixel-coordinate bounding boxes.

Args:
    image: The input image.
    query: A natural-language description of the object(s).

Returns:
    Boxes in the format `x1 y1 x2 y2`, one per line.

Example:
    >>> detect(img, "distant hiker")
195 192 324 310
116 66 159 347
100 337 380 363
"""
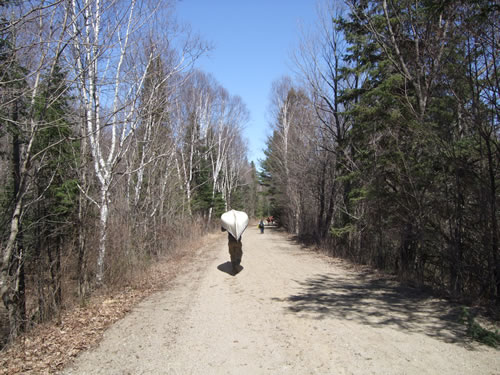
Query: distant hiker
259 219 265 234
220 209 248 272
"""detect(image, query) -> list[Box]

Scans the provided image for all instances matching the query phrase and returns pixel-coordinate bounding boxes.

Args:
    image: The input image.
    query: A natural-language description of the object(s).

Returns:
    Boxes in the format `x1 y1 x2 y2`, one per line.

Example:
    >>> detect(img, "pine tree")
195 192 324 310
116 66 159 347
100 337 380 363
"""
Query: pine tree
28 65 79 320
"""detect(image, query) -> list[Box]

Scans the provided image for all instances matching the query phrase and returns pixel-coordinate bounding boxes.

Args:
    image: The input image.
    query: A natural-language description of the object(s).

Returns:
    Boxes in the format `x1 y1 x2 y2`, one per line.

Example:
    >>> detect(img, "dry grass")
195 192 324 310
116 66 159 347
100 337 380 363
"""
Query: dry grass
0 232 220 375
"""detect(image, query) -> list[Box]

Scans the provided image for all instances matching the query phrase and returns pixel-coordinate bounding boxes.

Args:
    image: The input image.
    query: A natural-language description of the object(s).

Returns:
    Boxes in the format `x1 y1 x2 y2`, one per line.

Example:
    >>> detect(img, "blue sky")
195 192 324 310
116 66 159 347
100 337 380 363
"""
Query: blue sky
176 0 319 167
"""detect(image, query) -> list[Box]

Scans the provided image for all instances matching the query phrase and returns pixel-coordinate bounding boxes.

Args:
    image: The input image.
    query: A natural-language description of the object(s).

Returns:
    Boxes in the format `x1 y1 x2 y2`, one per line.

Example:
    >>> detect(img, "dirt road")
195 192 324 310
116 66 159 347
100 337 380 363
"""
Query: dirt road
61 225 499 375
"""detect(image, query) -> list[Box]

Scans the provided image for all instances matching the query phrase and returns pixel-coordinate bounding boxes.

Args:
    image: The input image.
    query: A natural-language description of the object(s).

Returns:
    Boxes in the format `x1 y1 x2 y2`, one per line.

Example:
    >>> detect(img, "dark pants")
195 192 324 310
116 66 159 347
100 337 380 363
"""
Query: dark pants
228 240 242 269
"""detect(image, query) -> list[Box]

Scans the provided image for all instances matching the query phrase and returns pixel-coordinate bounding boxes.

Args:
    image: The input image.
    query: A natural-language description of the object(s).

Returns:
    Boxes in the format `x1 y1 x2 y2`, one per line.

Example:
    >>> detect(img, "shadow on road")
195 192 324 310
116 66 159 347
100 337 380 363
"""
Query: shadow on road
217 261 244 276
276 271 470 347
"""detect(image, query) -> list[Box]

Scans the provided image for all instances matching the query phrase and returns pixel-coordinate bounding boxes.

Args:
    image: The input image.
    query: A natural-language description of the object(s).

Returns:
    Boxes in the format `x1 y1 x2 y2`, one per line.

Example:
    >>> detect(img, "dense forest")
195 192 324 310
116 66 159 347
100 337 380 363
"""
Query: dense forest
0 0 262 343
262 0 499 308
0 0 498 348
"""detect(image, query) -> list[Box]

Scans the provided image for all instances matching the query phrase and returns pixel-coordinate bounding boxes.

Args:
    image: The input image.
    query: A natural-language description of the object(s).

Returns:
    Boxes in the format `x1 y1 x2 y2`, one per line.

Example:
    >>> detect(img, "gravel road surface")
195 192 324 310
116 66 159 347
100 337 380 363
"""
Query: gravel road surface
61 225 500 374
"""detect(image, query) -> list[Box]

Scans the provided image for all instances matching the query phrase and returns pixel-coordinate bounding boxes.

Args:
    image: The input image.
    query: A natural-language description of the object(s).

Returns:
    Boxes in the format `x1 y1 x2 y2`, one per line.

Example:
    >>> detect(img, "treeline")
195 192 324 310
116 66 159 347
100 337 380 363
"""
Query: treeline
0 0 258 342
262 0 499 305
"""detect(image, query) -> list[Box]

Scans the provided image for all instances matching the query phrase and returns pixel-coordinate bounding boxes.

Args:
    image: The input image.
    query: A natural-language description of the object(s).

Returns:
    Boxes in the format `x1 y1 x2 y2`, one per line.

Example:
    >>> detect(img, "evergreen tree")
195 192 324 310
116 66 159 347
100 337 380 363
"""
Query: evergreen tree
258 0 499 303
28 65 79 320
0 15 30 336
333 0 500 299
191 144 214 218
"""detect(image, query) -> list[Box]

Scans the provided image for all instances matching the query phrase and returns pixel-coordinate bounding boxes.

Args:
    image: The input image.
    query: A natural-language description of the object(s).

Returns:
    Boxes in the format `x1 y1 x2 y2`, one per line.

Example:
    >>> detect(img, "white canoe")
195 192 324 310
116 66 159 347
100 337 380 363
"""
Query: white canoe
221 209 249 240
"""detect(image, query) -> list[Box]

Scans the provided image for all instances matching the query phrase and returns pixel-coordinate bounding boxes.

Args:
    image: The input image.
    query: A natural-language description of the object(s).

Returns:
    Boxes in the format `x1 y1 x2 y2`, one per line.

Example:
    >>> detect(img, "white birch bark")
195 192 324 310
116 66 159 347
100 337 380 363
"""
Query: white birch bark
68 0 157 284
207 92 247 218
173 71 212 216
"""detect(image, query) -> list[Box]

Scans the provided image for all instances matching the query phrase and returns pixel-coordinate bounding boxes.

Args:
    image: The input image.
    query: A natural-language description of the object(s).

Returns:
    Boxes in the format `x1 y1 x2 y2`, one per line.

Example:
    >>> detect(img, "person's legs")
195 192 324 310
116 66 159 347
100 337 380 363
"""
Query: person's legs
228 242 237 269
228 244 236 266
228 241 243 271
234 243 242 266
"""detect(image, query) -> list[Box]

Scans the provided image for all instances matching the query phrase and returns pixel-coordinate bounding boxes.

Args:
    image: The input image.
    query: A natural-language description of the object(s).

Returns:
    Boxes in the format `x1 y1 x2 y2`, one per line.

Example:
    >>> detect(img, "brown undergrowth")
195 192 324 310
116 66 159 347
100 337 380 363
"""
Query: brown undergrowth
0 232 220 375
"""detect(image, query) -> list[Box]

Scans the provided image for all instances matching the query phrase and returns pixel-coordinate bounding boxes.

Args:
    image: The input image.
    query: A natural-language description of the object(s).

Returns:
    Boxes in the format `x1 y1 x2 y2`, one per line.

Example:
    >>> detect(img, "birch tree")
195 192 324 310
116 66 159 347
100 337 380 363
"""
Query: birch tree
123 43 186 257
207 90 248 221
173 70 213 216
66 0 200 284
267 77 307 233
221 133 248 211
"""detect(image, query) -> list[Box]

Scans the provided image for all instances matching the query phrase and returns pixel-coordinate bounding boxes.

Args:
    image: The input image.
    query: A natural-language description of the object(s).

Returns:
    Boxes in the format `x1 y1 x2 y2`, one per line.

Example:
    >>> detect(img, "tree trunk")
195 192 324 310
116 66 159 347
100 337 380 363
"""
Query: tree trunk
96 186 110 285
399 223 416 279
77 191 89 297
485 136 500 304
317 162 326 239
1 116 28 339
47 236 62 315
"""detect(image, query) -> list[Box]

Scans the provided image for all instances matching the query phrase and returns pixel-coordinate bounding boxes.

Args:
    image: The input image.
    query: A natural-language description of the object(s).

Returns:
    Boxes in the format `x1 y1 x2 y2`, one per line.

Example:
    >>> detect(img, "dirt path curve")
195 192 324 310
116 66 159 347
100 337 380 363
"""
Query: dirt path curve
61 225 499 375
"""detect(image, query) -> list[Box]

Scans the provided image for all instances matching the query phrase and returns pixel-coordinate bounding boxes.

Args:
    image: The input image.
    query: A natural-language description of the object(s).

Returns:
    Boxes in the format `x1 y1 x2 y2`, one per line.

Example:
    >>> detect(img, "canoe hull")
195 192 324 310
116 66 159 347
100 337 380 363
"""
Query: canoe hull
221 210 249 240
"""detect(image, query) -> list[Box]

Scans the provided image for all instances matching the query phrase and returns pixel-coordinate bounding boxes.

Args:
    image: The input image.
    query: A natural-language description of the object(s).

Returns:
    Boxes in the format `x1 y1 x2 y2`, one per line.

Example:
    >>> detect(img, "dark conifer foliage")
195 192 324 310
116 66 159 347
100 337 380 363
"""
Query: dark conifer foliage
263 0 499 304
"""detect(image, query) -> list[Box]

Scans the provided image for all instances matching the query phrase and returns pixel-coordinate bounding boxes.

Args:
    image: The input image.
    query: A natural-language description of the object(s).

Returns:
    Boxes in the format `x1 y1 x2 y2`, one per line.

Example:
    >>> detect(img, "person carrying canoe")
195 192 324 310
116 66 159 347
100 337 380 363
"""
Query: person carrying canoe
221 227 242 272
220 210 248 273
